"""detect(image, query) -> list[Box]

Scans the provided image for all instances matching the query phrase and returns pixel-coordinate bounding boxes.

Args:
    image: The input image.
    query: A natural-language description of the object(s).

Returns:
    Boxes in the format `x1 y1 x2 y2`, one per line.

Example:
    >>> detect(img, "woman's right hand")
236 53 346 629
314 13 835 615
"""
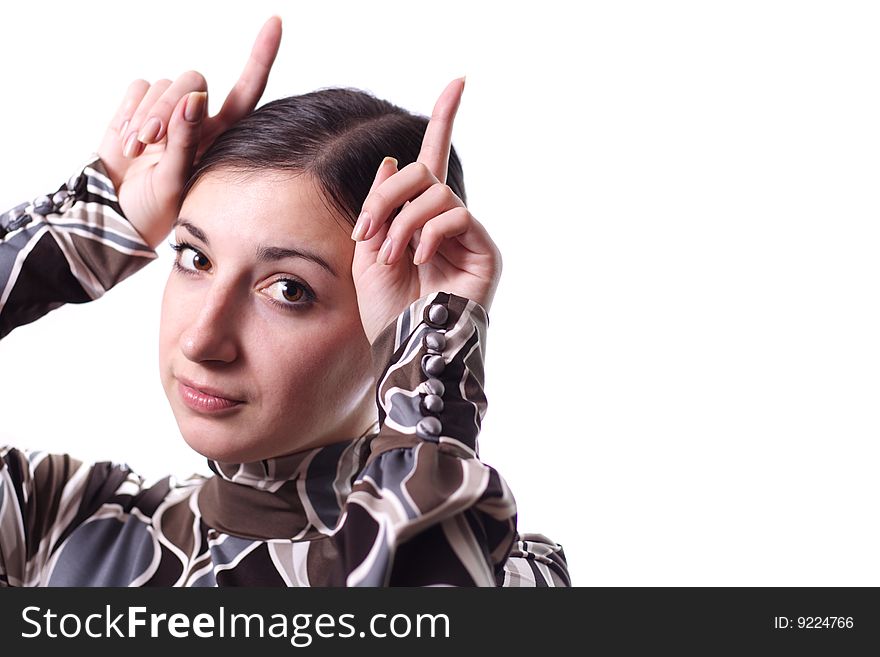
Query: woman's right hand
95 16 282 250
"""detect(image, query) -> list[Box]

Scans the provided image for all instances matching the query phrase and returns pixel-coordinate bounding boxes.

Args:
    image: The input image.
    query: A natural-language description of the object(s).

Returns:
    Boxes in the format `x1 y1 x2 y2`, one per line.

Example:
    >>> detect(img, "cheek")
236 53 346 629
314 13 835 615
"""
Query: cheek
158 279 188 371
257 319 371 403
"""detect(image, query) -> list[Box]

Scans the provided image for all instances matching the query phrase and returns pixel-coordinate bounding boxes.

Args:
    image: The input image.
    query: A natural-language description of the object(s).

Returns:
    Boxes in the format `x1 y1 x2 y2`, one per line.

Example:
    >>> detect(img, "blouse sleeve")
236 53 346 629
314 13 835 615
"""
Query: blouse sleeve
0 446 146 587
0 154 158 340
501 532 572 587
333 291 561 586
0 158 161 586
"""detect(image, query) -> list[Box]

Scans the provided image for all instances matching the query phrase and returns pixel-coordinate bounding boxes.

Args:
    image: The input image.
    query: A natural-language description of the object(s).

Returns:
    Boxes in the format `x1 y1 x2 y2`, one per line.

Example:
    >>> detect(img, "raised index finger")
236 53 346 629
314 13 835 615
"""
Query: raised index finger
212 16 282 130
417 76 466 185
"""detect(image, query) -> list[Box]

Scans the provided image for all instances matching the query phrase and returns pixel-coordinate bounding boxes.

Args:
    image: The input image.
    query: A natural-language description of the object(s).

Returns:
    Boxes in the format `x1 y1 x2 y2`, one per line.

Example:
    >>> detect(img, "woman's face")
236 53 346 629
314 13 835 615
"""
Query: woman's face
158 169 376 464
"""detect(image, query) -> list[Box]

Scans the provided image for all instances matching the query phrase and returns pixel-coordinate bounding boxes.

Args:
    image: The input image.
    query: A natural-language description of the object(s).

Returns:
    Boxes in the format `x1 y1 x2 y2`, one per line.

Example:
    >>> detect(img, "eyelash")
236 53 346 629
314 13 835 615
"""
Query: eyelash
168 240 316 313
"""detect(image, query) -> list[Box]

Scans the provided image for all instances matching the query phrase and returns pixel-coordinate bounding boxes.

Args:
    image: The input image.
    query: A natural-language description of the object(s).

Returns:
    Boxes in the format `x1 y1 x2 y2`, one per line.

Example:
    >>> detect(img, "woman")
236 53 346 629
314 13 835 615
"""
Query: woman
0 18 569 587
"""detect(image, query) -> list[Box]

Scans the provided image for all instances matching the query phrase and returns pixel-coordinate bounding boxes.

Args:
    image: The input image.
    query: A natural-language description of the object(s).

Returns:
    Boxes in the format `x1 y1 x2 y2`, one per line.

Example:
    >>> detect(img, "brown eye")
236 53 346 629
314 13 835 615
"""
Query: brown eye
192 252 210 271
262 278 314 311
279 281 304 302
171 243 212 274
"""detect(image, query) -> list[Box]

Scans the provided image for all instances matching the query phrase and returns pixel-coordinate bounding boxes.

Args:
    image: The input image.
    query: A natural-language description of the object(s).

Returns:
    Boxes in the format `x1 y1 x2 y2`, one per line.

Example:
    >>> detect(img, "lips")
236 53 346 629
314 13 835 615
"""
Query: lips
177 376 244 414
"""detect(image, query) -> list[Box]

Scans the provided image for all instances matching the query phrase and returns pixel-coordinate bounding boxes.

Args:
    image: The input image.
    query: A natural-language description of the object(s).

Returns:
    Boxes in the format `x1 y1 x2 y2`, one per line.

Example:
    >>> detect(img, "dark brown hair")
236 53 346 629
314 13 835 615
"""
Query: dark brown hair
183 87 467 231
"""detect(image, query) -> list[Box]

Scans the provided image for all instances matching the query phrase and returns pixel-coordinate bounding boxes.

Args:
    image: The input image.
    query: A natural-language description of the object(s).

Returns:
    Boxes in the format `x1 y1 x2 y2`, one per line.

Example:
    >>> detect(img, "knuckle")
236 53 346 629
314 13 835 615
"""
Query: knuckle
182 69 208 90
410 161 432 180
434 182 456 203
128 78 149 93
368 189 390 210
391 206 411 229
452 206 471 223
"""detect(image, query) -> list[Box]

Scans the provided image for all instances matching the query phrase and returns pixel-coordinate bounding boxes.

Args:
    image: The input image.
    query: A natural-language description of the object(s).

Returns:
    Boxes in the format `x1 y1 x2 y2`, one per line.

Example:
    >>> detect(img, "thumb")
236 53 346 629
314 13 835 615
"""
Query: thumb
154 91 207 194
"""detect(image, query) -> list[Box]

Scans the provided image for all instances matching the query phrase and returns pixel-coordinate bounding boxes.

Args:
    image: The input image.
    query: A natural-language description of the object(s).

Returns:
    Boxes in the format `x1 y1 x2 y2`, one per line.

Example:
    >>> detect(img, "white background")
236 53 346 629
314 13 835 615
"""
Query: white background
1 0 879 586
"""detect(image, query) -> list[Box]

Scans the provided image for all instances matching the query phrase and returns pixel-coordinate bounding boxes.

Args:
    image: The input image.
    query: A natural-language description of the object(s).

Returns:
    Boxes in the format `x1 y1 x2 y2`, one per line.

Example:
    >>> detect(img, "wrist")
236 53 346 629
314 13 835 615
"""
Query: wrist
370 291 489 456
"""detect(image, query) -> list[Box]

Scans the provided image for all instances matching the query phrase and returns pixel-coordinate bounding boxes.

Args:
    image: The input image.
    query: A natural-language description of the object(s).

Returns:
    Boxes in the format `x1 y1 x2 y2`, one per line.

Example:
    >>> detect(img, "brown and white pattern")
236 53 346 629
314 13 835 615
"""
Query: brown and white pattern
0 156 571 587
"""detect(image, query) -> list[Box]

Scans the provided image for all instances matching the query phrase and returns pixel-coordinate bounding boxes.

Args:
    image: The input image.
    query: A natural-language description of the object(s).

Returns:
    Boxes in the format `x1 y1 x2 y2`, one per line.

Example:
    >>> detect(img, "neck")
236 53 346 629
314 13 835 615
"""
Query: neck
197 421 380 540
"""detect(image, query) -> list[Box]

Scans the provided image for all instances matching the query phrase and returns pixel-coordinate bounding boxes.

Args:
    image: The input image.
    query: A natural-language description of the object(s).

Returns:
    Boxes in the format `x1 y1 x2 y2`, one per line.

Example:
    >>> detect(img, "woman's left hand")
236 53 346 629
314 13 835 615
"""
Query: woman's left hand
351 77 502 345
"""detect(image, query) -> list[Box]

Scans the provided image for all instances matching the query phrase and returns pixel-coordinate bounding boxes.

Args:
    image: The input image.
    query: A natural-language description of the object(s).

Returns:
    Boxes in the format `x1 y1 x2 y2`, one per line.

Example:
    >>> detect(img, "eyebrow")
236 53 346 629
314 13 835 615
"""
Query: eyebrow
172 218 338 278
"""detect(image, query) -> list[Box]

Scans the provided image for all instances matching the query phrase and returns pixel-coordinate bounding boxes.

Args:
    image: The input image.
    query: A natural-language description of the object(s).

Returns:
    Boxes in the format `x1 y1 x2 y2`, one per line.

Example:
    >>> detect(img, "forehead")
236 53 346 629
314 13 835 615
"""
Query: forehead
179 169 351 250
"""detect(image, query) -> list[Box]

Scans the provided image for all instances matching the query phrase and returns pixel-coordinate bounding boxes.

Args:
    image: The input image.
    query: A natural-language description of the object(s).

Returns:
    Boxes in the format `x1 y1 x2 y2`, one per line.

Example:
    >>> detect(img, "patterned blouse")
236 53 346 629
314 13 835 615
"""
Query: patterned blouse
0 156 570 587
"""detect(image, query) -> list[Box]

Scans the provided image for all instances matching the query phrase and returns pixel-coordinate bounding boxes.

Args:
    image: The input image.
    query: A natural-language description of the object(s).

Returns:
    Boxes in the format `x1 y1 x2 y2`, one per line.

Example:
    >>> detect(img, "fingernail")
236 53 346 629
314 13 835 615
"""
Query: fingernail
122 132 141 158
413 243 424 266
185 92 207 123
138 117 162 144
351 211 370 241
458 75 467 88
381 156 398 169
377 235 393 265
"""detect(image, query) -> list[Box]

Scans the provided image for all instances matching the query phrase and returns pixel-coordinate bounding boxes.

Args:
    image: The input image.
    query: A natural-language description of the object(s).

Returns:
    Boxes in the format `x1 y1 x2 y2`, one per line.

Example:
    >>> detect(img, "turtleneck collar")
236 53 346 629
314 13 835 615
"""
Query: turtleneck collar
197 421 380 541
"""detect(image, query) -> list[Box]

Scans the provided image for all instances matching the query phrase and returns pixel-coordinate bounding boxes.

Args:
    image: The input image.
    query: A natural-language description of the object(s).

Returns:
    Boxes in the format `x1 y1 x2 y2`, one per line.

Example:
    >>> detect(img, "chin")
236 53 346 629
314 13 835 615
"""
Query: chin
179 426 262 464
183 434 259 463
163 380 262 463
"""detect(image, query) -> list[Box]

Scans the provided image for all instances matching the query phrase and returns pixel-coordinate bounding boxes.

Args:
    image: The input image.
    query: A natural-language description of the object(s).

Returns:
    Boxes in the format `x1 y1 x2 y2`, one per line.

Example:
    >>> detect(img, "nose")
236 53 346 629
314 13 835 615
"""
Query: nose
179 278 241 364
